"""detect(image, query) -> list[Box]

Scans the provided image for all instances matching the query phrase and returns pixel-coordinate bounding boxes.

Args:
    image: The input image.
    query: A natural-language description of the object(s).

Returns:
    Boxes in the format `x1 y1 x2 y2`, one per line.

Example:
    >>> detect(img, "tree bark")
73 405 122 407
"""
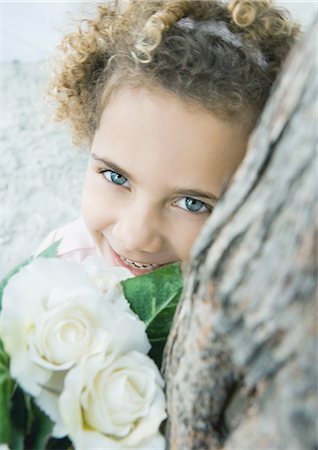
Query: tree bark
163 17 317 450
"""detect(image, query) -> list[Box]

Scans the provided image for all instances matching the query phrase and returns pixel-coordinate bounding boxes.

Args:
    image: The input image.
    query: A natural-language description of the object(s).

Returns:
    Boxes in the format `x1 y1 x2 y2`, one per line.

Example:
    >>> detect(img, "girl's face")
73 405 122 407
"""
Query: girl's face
82 87 250 275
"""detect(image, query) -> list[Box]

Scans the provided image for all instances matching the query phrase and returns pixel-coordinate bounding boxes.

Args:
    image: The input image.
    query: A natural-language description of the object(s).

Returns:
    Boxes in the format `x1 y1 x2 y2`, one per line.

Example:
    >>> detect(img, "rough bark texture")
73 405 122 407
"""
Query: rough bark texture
163 18 317 450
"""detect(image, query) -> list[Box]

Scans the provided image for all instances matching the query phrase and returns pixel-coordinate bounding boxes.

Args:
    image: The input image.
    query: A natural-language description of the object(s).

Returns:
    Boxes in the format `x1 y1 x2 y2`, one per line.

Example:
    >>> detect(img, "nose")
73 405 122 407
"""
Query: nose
112 202 164 254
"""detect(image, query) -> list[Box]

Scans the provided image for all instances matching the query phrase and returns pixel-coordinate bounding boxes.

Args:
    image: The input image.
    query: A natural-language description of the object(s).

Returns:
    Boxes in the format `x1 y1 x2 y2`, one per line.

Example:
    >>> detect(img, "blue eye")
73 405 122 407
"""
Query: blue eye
176 197 210 213
103 170 129 187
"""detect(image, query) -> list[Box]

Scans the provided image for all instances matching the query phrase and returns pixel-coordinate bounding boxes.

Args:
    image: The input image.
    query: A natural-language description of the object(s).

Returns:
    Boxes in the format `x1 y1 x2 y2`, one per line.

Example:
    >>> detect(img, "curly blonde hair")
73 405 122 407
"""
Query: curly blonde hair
46 0 300 147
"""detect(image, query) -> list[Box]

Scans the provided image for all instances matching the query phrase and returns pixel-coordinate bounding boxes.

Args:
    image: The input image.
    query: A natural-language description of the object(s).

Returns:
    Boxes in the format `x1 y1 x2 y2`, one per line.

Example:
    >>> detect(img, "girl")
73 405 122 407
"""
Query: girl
36 0 300 276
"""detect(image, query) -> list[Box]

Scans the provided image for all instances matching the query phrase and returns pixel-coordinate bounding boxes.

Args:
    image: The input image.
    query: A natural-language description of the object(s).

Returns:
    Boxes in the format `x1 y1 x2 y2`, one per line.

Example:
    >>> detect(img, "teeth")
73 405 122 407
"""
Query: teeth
120 256 160 270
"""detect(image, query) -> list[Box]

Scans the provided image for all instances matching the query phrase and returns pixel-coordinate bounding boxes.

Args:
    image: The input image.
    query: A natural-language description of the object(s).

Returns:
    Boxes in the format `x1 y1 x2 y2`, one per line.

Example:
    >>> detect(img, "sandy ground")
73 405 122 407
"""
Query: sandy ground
1 61 88 277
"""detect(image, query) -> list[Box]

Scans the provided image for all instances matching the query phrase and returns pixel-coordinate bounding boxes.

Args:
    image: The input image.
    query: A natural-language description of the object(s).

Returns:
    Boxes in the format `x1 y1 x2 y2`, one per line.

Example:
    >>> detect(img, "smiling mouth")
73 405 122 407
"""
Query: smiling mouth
104 238 165 273
119 255 161 271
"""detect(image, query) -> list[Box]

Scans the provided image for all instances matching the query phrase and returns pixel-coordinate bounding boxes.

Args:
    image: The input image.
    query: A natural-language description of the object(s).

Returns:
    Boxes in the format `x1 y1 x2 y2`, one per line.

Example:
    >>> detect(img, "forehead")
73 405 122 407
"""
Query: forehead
93 87 250 197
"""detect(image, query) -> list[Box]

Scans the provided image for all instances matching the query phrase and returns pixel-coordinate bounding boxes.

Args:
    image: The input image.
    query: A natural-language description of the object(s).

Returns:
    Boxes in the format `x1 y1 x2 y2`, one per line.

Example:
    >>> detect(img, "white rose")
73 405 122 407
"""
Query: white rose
60 351 167 450
83 255 133 290
1 258 95 396
1 258 150 435
83 255 134 313
28 285 114 371
82 256 151 351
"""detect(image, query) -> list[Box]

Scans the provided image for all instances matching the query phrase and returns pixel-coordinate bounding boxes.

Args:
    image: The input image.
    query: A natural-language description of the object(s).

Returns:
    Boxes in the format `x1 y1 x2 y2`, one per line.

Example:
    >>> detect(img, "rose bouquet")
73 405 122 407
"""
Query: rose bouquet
0 242 182 449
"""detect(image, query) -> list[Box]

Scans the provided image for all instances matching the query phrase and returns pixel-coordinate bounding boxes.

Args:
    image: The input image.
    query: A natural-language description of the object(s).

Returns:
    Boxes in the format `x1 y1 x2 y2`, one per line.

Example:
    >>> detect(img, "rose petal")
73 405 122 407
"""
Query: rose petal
72 429 165 450
35 371 68 438
59 352 166 449
111 313 151 355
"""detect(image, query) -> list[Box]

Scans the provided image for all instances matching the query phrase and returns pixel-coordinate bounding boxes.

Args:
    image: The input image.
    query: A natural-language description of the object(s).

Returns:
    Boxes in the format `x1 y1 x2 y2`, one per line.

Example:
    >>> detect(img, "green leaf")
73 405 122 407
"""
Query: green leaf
9 387 29 449
24 394 35 436
0 257 32 311
4 386 54 450
121 263 183 368
37 240 62 258
0 240 61 310
0 341 14 444
24 401 53 450
0 340 10 371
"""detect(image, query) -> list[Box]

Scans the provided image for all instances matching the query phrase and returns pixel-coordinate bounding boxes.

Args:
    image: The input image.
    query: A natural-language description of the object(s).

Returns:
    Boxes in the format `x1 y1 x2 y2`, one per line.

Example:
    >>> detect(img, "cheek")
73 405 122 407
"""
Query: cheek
81 172 113 230
170 217 208 261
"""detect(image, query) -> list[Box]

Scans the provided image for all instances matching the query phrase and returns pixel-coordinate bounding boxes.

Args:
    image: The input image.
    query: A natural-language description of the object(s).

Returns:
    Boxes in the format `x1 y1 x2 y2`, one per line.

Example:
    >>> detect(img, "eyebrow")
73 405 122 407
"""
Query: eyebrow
91 153 219 203
174 188 218 203
91 153 134 182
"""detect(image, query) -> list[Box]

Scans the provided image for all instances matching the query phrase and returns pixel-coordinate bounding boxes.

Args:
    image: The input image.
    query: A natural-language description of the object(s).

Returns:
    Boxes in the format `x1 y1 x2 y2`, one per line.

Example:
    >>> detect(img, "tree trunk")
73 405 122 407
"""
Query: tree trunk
163 17 317 450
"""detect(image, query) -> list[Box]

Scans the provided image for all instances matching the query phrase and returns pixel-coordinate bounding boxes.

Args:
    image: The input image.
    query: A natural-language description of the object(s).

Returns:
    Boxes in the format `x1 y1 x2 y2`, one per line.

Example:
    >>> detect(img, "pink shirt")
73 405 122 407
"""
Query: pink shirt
34 218 100 262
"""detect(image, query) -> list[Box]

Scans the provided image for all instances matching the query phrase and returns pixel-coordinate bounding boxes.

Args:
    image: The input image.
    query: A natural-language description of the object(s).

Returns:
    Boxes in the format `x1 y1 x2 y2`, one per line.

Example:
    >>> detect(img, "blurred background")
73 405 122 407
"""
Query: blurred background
1 1 317 276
